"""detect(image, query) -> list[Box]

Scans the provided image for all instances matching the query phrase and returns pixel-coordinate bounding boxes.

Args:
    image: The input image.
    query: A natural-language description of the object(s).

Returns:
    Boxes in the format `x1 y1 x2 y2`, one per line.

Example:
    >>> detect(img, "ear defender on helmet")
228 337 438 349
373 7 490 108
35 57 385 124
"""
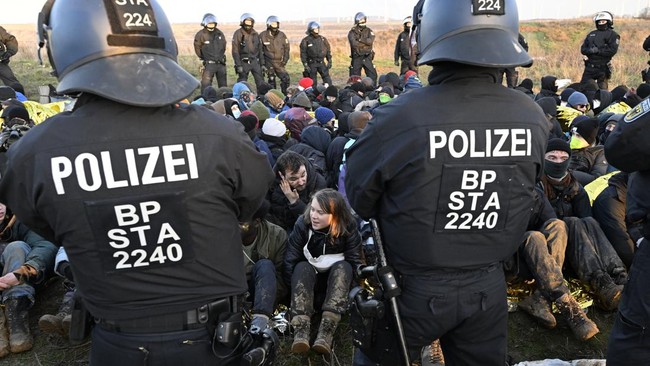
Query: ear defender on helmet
38 0 198 107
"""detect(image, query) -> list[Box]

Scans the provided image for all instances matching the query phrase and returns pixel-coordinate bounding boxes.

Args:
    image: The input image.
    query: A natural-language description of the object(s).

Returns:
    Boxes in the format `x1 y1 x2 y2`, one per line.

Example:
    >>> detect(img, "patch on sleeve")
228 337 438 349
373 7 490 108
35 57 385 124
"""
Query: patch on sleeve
85 191 195 275
624 98 650 124
435 164 514 232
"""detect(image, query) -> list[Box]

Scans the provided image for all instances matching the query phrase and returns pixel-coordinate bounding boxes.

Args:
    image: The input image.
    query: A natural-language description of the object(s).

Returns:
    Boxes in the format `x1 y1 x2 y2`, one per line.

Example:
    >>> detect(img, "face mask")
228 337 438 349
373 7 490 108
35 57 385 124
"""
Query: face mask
570 135 590 150
312 29 319 35
206 24 216 31
379 93 392 104
544 160 570 179
358 22 366 28
232 108 241 119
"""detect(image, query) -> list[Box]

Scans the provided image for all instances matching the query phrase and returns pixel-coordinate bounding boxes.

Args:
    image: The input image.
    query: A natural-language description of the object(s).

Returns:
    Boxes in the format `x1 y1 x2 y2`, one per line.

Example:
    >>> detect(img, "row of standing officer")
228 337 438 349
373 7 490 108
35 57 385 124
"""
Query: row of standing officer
195 12 383 95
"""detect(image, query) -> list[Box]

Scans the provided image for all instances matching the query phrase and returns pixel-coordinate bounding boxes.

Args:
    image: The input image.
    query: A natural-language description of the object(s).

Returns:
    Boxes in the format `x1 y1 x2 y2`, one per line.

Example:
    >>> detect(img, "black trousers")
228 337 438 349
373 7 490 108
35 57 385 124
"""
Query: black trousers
607 237 650 365
266 60 290 94
397 264 507 365
593 188 636 268
0 61 18 86
581 62 610 90
350 55 377 84
237 60 265 94
200 62 227 92
307 61 332 87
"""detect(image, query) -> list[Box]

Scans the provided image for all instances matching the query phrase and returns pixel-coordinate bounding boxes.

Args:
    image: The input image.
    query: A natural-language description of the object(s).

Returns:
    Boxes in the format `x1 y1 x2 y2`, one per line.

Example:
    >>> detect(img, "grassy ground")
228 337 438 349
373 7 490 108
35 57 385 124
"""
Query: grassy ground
0 17 643 365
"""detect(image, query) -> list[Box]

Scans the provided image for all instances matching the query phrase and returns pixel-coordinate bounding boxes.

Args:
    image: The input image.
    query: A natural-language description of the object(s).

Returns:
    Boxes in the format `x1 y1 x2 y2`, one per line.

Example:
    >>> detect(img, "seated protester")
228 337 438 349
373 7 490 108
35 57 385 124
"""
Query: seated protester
506 188 598 341
233 82 255 111
256 82 273 101
326 111 371 189
559 88 576 107
267 151 326 231
196 86 219 105
592 172 636 269
283 189 361 355
600 85 634 115
596 113 623 147
240 200 288 332
284 107 316 142
319 85 342 117
592 89 613 116
534 75 561 105
264 90 289 118
223 98 242 119
338 83 365 113
539 139 627 311
0 202 57 355
249 100 271 128
314 106 336 136
536 97 565 139
355 86 393 112
290 91 314 112
333 111 350 138
237 111 275 167
568 116 609 186
288 125 331 177
260 118 297 163
557 91 589 131
38 246 75 339
210 100 227 115
514 78 535 99
383 72 402 96
636 83 650 99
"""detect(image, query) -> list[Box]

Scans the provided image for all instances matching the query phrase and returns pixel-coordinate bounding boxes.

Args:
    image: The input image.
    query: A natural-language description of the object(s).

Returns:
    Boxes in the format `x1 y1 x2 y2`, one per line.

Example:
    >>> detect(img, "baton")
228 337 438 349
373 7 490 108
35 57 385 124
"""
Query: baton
369 218 411 366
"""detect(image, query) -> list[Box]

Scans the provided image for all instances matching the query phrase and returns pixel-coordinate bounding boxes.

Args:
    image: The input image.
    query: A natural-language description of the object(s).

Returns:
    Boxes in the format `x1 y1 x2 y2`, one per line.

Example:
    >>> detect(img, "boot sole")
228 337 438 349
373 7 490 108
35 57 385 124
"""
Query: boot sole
38 318 63 335
291 341 310 354
312 341 331 354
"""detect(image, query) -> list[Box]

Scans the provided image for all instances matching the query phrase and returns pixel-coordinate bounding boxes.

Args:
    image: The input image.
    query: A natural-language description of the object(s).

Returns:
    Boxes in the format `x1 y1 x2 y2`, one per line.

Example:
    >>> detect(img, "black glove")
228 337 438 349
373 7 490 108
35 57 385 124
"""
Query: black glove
261 65 268 74
235 65 243 74
326 61 332 70
588 46 599 55
58 261 75 282
394 60 399 66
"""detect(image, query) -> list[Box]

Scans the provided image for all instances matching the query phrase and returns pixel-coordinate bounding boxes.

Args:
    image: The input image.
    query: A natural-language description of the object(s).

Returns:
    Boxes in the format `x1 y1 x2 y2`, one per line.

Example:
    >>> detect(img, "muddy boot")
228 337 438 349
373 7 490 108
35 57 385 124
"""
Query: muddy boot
290 315 311 354
0 309 9 358
39 289 74 336
312 311 341 354
421 339 445 366
518 291 557 329
611 267 628 286
554 293 599 341
590 272 623 311
5 296 33 353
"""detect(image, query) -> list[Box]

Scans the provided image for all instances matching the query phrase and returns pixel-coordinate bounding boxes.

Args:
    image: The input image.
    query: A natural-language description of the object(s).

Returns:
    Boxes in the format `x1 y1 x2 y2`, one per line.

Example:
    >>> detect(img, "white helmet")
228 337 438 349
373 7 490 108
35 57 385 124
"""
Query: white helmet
594 11 613 28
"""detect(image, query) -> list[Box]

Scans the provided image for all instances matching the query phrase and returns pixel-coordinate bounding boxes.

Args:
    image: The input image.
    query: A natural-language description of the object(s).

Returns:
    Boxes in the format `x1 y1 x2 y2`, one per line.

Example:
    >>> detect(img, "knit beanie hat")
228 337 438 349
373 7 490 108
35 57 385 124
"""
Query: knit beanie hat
324 85 338 99
270 89 285 101
314 107 335 125
559 88 576 103
265 91 284 109
610 85 629 102
350 82 365 94
403 70 417 84
573 117 599 145
298 77 313 90
347 75 362 84
637 83 650 99
237 110 259 133
257 82 272 97
211 100 226 115
567 91 588 108
261 118 286 137
249 100 270 122
292 92 312 109
546 138 571 156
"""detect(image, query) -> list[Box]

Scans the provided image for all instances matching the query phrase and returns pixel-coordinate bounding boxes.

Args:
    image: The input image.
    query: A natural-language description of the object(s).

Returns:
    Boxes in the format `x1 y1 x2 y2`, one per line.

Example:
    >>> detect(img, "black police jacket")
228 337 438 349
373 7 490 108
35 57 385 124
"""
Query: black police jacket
259 30 290 65
300 34 332 65
345 65 548 273
580 28 620 65
394 30 410 62
348 26 374 57
193 28 227 63
0 95 274 320
232 28 263 65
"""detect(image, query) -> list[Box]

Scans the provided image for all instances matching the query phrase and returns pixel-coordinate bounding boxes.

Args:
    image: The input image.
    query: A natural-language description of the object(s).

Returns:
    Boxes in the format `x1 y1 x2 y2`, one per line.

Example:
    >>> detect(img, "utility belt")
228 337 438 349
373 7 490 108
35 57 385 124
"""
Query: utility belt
240 57 257 64
96 295 243 334
205 60 225 65
308 58 324 64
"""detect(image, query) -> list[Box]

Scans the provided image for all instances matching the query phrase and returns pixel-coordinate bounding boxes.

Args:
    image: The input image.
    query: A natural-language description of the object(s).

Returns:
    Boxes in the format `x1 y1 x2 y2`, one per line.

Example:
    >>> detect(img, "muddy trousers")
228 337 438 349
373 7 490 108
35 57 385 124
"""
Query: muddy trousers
349 56 377 85
200 62 227 92
564 216 626 282
90 325 220 366
607 238 650 365
520 219 571 301
497 67 518 88
581 62 610 90
290 261 352 317
246 259 277 316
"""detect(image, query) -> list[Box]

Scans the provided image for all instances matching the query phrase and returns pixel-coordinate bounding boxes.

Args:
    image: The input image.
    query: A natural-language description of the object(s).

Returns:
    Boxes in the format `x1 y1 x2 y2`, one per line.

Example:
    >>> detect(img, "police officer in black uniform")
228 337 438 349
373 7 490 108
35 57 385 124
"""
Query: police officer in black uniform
497 33 529 88
0 26 19 86
232 13 265 93
580 11 620 90
259 16 290 95
348 12 377 84
194 13 227 91
394 16 415 76
0 1 274 365
345 0 547 364
605 99 650 365
300 21 333 88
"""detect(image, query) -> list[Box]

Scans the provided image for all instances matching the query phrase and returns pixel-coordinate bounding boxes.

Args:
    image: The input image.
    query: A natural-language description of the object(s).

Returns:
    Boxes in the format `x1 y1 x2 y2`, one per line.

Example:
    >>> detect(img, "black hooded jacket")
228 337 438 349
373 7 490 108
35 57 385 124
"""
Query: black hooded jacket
536 97 564 139
288 126 331 175
535 76 560 105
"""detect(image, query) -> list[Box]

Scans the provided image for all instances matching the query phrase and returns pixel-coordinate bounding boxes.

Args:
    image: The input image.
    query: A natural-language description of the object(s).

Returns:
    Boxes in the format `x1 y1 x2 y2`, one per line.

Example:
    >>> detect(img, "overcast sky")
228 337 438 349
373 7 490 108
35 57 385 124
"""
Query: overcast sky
3 0 649 24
